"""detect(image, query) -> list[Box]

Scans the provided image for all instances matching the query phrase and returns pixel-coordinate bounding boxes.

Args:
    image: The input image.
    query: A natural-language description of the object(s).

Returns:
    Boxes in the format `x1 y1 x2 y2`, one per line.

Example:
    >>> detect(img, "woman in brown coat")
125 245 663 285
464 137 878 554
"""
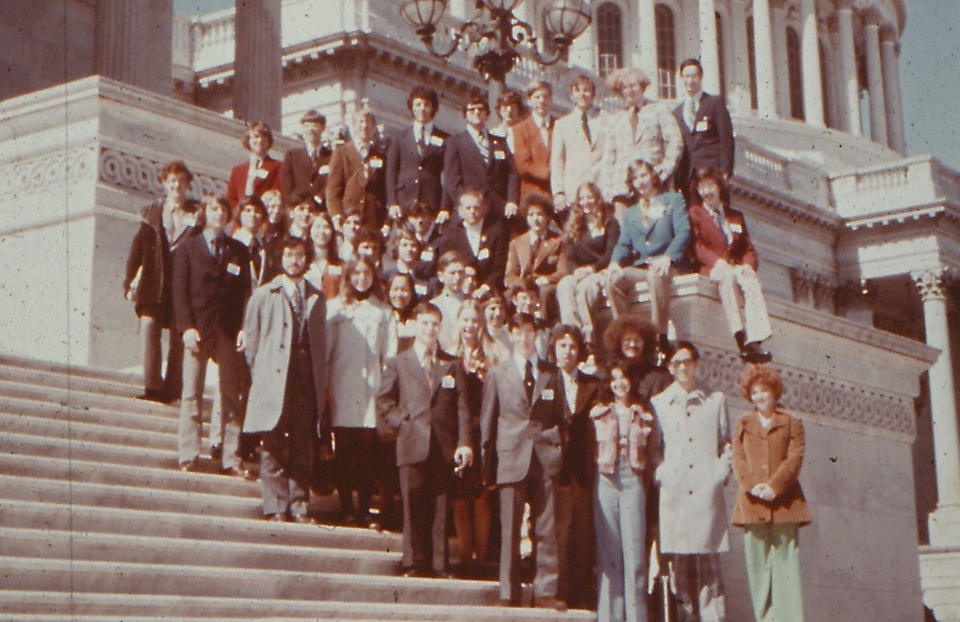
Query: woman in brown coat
732 365 811 622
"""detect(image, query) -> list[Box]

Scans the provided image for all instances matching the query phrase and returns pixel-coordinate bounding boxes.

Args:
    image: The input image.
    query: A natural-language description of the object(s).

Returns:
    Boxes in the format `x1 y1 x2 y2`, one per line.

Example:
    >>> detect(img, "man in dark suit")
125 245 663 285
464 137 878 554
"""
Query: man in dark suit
173 196 251 475
377 302 474 577
441 93 521 225
326 107 388 229
242 236 328 523
673 58 735 200
281 110 332 208
431 190 509 295
386 87 449 221
550 324 601 609
480 313 567 610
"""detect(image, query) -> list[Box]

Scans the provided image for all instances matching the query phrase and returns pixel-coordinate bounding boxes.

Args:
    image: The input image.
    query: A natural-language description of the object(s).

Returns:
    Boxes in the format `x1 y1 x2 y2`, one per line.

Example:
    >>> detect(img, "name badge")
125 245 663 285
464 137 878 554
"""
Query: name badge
226 263 241 276
540 388 554 401
494 150 506 160
328 264 342 275
255 168 269 179
547 255 558 264
477 248 490 260
368 158 383 169
441 375 456 389
415 283 428 296
695 118 710 133
318 164 330 175
730 223 743 234
430 135 444 147
421 249 435 262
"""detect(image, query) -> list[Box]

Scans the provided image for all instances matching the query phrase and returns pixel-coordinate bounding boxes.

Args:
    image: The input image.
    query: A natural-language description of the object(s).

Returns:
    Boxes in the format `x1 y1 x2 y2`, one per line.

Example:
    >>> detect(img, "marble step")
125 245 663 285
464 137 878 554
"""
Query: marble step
0 527 400 576
0 592 594 621
0 411 197 453
0 378 183 418
0 394 179 435
0 352 144 386
0 362 148 399
4 557 501 607
0 430 187 470
0 498 398 554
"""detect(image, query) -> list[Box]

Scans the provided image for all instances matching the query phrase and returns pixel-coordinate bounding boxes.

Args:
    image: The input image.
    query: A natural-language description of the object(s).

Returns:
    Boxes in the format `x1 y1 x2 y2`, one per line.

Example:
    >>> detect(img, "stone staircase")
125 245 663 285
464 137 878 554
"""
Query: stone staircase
0 354 594 621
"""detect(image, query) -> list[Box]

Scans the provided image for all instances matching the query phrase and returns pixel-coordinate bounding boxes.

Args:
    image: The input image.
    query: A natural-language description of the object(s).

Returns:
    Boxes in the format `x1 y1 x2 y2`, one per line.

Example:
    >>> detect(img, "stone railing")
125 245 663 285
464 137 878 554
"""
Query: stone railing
831 155 960 219
736 138 833 210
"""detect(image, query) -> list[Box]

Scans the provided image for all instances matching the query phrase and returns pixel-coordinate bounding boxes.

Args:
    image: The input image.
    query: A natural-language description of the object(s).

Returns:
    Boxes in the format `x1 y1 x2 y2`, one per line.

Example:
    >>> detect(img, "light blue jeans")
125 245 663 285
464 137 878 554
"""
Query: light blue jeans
595 457 647 622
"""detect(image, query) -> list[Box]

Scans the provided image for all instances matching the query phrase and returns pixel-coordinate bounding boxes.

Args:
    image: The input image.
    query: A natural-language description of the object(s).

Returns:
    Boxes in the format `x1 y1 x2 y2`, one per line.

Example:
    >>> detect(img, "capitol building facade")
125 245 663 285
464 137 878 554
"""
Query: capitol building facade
1 0 958 620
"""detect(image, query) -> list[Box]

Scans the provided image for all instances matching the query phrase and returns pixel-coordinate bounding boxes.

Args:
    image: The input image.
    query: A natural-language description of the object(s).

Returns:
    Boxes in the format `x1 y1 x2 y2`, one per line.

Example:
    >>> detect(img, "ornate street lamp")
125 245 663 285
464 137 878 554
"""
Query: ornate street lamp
400 0 592 85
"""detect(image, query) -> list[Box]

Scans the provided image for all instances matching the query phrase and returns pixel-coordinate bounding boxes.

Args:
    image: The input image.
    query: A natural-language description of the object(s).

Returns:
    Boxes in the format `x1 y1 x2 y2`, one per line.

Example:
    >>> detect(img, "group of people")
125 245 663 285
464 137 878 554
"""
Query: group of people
122 58 809 622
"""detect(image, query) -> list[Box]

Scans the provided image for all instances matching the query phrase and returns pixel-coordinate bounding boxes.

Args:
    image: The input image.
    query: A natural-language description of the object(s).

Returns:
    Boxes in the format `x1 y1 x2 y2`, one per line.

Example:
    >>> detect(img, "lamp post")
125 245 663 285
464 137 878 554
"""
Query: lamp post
400 0 591 100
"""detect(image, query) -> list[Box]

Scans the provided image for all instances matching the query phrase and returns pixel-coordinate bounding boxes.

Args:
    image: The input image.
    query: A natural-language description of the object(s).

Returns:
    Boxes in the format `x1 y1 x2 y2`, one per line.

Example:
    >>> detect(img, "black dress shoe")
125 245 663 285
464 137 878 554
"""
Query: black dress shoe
497 599 518 608
534 596 568 611
266 513 288 522
138 389 166 403
178 459 198 472
401 566 426 578
740 342 773 364
291 514 319 526
221 465 253 479
209 444 223 461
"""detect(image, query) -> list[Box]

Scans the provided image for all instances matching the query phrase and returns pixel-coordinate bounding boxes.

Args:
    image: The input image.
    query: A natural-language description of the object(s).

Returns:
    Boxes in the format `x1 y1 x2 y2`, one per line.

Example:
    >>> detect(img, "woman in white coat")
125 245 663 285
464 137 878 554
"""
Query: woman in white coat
650 341 731 622
326 256 396 527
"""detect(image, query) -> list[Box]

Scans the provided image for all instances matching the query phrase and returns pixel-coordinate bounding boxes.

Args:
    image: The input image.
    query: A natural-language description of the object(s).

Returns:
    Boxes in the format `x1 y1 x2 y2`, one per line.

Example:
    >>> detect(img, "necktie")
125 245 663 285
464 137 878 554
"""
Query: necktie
539 118 551 146
581 111 592 145
213 236 222 262
629 106 639 138
244 161 259 196
478 132 490 164
417 128 425 157
524 360 535 400
291 285 304 334
310 149 320 170
530 236 541 268
423 351 434 385
684 98 696 130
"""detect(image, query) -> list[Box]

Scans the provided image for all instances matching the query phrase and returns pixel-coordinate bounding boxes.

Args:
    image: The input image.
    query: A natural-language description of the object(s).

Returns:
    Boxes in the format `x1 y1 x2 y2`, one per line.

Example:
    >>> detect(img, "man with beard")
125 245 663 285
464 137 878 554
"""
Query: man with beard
241 235 329 523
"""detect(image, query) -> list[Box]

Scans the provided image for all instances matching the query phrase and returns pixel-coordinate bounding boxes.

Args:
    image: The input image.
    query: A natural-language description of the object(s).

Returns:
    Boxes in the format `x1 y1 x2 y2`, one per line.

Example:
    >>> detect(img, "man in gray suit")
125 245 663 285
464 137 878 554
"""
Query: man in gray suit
241 235 328 524
377 302 474 577
480 312 567 610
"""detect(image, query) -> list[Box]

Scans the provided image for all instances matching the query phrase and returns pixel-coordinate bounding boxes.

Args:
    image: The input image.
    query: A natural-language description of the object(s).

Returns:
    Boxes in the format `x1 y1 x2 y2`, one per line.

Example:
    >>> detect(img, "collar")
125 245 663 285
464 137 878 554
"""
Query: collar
463 220 484 235
281 275 303 299
232 228 253 246
529 230 543 245
687 91 703 107
414 122 434 138
467 126 486 142
248 155 262 169
352 137 372 156
413 340 437 363
304 140 322 156
561 368 578 384
203 229 221 245
531 112 550 129
666 381 705 405
514 351 539 374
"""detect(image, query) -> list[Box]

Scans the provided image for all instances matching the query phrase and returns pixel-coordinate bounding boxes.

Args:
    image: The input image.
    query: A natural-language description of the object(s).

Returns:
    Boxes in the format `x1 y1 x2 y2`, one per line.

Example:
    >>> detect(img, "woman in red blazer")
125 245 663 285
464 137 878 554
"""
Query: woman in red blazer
226 121 283 209
688 167 772 363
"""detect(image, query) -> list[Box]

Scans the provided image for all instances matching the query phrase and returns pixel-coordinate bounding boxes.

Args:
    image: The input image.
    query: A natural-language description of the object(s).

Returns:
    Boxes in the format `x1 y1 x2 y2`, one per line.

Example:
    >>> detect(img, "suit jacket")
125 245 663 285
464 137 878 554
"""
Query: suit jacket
376 347 472 467
503 230 567 291
559 370 602 488
480 357 565 485
600 100 684 201
511 114 553 198
611 191 691 267
550 108 605 200
441 130 520 216
226 156 282 208
731 408 811 527
688 203 757 275
325 140 388 224
432 217 509 292
672 92 735 194
172 231 251 341
386 126 449 215
281 144 332 206
243 277 328 434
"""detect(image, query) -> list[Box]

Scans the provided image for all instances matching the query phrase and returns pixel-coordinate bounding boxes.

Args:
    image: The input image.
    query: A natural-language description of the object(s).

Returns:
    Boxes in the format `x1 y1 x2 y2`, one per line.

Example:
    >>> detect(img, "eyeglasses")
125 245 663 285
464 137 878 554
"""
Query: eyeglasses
669 358 696 367
465 105 487 113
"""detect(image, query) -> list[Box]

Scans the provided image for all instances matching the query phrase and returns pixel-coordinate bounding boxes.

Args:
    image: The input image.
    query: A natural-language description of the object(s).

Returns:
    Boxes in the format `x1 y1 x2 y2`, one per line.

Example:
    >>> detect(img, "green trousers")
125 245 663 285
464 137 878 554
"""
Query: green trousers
742 523 804 622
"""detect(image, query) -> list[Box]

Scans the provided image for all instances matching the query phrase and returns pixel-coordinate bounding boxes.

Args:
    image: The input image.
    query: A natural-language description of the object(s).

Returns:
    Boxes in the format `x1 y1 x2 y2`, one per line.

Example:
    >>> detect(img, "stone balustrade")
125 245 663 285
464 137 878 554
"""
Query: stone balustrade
832 155 960 221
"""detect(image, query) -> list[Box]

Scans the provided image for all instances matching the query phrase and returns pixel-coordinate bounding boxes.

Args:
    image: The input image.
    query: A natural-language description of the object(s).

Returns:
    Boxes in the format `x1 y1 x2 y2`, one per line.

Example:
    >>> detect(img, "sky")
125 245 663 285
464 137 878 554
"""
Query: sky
174 0 960 171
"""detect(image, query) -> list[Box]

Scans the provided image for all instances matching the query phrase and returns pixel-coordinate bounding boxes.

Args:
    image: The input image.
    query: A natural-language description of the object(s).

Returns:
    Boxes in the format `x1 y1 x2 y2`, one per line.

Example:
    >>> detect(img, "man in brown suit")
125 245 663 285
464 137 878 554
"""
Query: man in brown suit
281 110 332 208
512 80 555 200
326 107 388 229
503 193 566 318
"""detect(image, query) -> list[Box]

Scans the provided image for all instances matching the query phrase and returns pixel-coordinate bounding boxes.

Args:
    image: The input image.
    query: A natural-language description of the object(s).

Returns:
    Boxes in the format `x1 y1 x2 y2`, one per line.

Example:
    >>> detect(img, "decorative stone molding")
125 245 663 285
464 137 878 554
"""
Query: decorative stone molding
912 268 952 302
8 147 98 198
790 267 838 311
697 346 916 437
98 148 227 198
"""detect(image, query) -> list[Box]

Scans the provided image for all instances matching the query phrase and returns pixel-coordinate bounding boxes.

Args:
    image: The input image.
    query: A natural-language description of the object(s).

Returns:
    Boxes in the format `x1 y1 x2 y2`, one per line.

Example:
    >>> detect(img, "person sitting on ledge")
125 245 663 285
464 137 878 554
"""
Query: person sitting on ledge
687 167 772 363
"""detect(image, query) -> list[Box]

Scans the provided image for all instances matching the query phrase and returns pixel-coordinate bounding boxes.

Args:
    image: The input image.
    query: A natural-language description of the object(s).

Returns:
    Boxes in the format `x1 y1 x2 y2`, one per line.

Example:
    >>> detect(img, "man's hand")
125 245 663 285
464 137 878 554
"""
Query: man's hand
649 255 671 276
183 328 201 354
454 446 474 468
435 210 451 225
750 482 777 501
504 202 519 219
235 330 246 353
388 204 403 221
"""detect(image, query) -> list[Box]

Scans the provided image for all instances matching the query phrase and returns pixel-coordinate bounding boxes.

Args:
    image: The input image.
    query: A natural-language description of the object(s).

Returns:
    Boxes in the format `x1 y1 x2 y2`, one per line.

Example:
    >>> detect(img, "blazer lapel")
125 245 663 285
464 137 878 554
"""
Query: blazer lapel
574 376 595 416
531 362 551 407
429 357 452 396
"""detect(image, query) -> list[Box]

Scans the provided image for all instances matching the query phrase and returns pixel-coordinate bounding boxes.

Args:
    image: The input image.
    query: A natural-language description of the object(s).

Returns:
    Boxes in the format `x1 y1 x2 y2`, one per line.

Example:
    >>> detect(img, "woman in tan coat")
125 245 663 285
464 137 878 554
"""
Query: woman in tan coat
732 365 811 622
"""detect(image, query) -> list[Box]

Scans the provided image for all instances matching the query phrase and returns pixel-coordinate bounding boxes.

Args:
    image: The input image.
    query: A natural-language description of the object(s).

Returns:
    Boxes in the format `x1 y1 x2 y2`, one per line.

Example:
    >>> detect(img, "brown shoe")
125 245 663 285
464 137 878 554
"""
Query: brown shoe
291 514 319 526
178 459 198 473
221 465 253 480
534 596 567 611
266 513 288 522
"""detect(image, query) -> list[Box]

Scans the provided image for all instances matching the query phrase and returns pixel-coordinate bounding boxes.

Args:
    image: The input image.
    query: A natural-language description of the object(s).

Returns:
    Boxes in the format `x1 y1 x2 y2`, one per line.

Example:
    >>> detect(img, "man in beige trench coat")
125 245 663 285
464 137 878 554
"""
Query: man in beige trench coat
650 341 731 622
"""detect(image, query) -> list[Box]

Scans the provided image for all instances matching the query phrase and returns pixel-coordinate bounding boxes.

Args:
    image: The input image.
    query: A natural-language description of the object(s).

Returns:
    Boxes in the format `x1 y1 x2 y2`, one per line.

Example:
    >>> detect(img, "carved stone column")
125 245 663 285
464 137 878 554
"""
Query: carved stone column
771 0 791 118
753 0 778 118
836 1 862 135
95 0 174 94
638 0 658 96
913 269 960 546
729 0 753 114
233 0 283 128
698 0 721 94
881 28 907 155
799 0 823 126
864 15 888 146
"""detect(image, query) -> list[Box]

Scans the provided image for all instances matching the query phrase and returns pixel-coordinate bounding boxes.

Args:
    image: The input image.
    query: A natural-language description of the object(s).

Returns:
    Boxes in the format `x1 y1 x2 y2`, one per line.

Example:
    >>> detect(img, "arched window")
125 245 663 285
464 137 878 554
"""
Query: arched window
786 26 804 120
596 3 623 77
655 4 677 99
819 40 831 127
746 16 758 110
716 12 726 97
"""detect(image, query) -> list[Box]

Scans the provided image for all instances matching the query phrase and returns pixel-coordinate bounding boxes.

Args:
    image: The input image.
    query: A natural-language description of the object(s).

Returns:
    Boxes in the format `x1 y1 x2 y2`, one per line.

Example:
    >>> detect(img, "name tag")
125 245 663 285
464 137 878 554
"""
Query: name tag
730 223 743 234
226 263 241 276
540 388 554 401
695 118 710 133
420 249 435 262
318 164 330 175
430 135 444 147
368 157 383 169
328 264 342 275
477 248 490 260
547 255 558 265
415 283 428 296
255 168 269 179
494 150 506 160
441 375 456 389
